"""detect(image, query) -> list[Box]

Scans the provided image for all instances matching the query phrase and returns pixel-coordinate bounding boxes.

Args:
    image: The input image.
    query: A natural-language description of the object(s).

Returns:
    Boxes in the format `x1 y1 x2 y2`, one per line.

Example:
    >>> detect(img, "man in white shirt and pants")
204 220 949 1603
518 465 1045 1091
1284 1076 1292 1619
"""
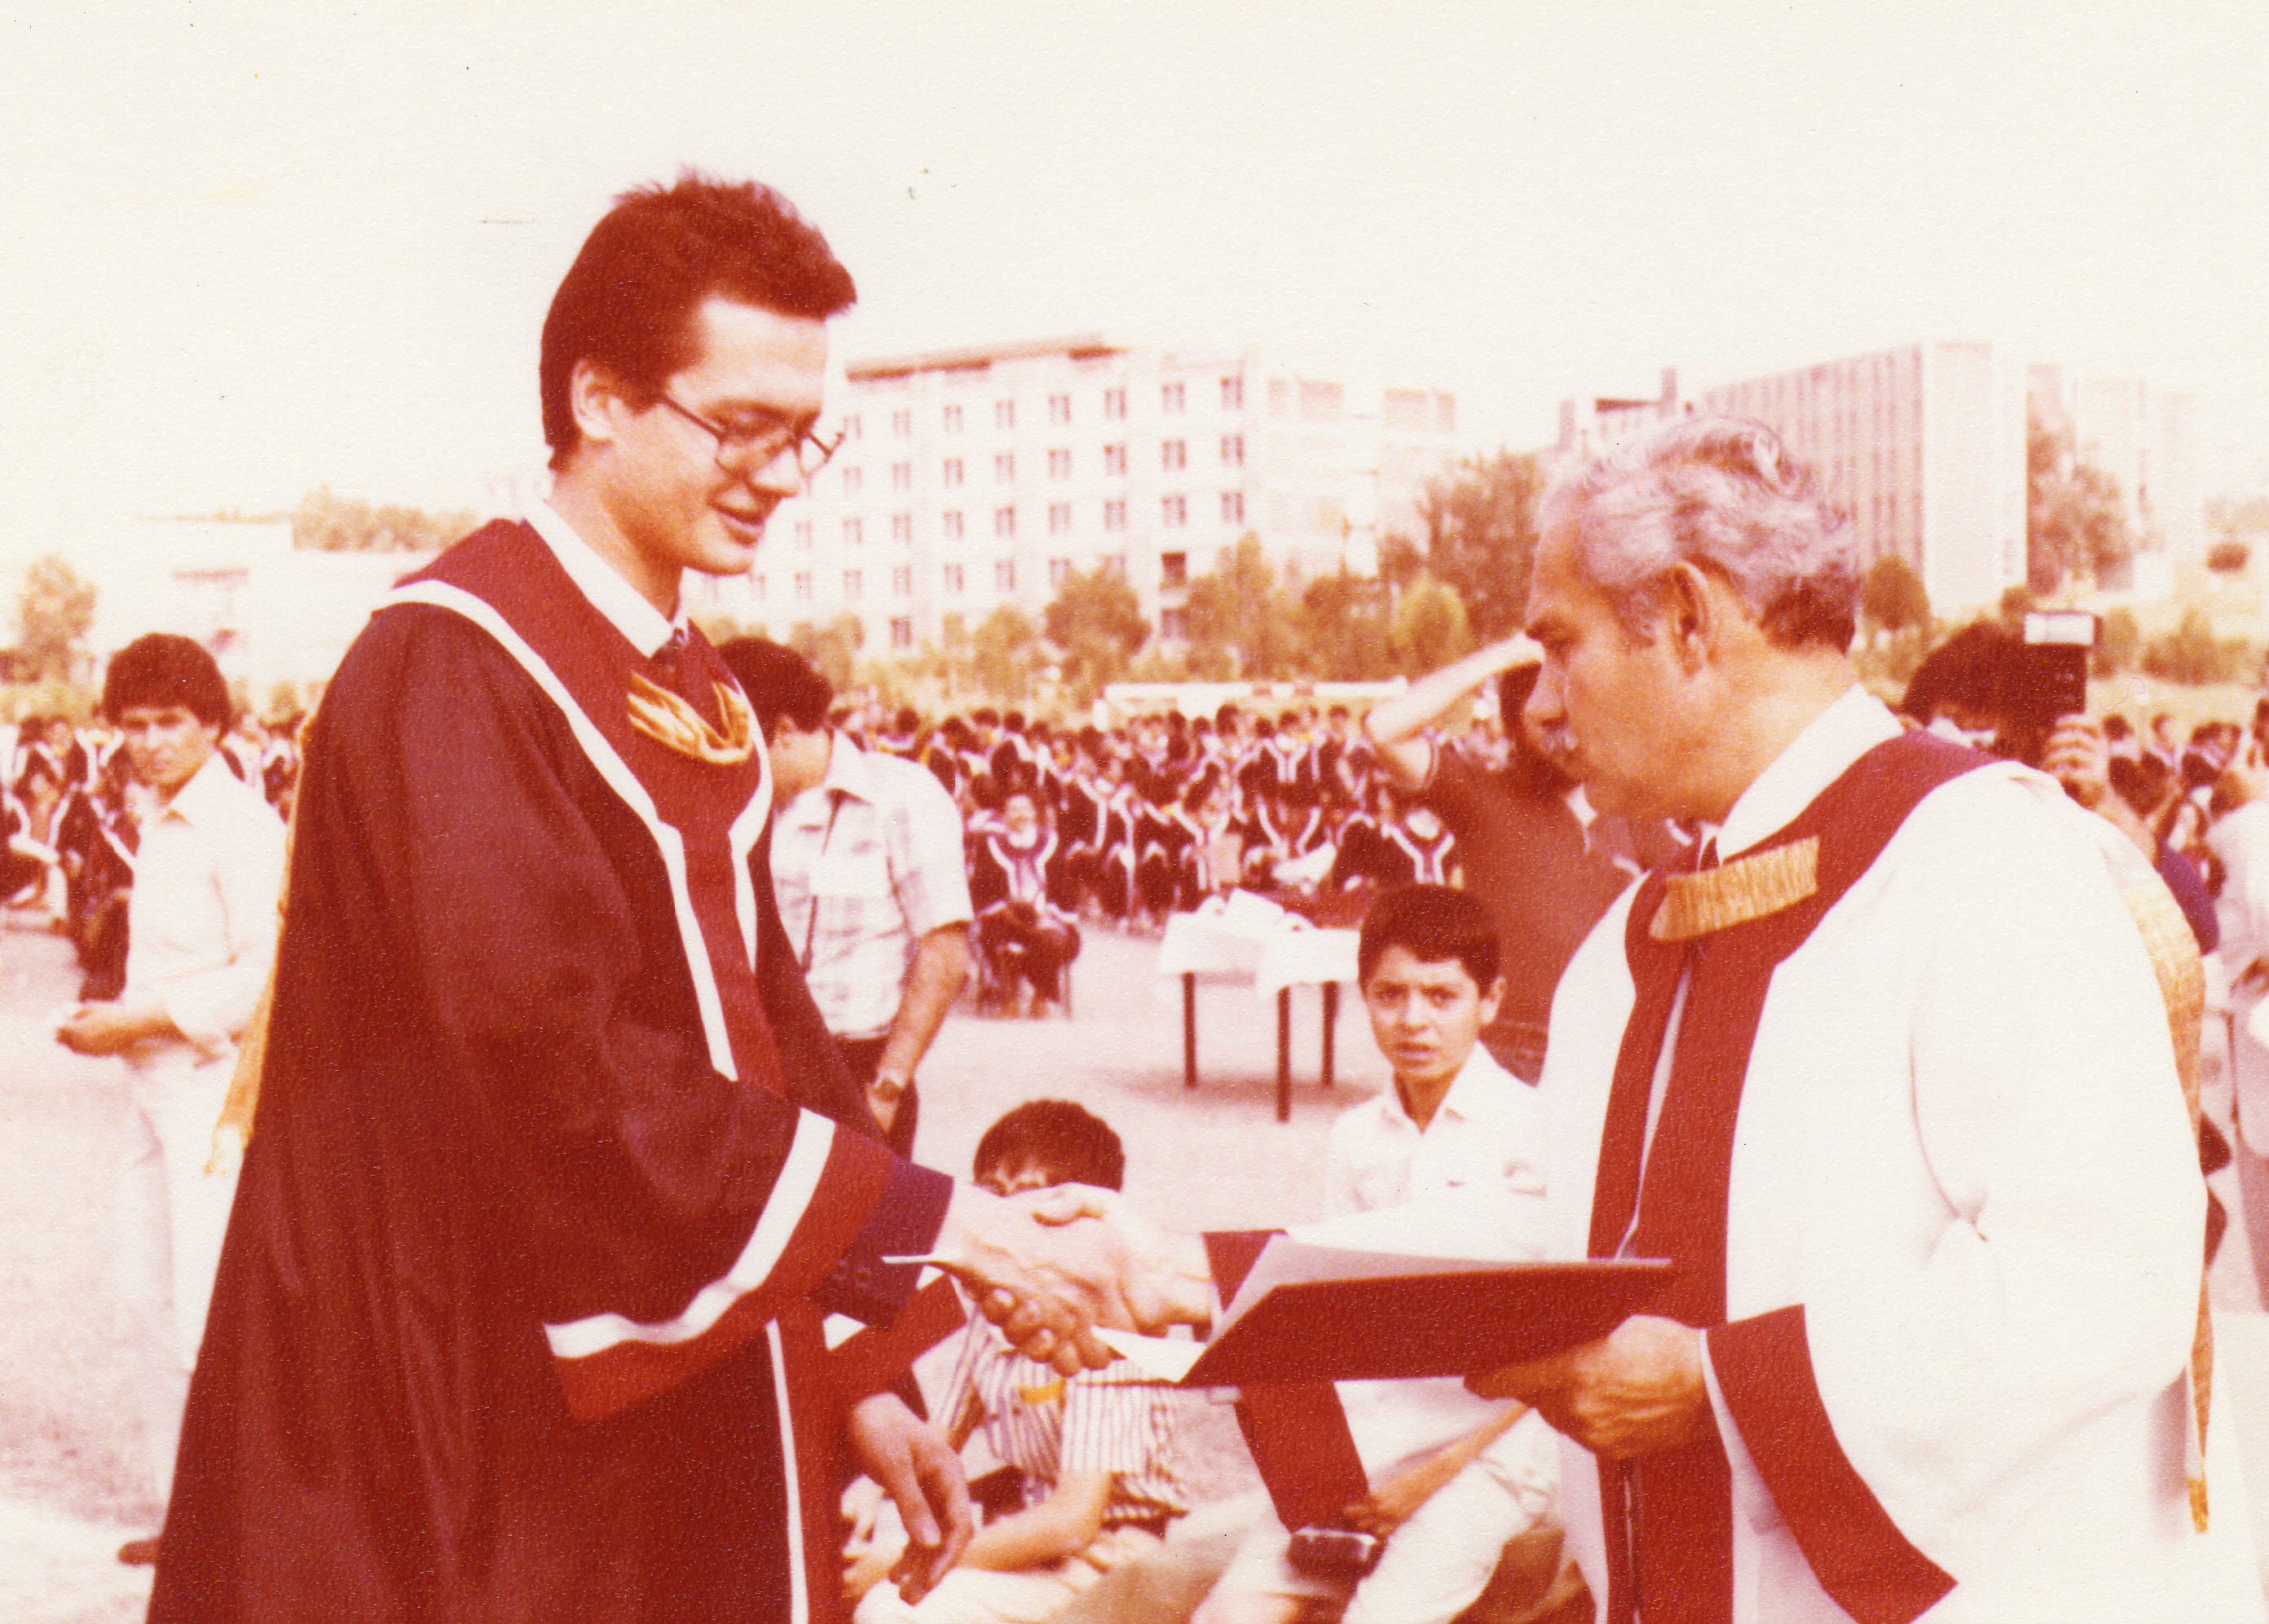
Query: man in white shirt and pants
59 633 284 1564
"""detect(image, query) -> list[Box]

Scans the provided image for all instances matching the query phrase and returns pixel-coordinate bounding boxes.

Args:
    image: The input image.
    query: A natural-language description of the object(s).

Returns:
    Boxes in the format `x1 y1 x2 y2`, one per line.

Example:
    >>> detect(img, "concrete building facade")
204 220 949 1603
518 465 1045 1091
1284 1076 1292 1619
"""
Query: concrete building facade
685 336 1461 653
1696 341 2031 618
2029 366 2201 596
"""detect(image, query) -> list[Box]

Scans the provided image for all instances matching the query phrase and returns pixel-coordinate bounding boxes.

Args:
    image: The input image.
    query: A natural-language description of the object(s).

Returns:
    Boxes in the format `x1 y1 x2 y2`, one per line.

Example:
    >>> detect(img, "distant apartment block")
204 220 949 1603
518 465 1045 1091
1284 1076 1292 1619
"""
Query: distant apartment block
683 336 1461 652
2029 364 2201 596
1696 343 2029 617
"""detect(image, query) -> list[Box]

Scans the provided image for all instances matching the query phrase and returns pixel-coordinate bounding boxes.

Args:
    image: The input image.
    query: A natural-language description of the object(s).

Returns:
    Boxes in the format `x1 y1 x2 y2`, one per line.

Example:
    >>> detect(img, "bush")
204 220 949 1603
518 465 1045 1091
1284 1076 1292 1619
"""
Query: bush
2209 540 2250 574
2139 609 2258 686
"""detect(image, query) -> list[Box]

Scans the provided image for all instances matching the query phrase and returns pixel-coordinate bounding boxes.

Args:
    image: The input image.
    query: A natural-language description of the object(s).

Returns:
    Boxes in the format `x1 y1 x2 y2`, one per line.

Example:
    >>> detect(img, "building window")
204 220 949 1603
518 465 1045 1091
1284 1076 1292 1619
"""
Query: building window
1221 434 1244 467
1162 382 1185 413
994 452 1016 483
1161 551 1188 587
1161 439 1186 471
892 462 912 491
844 415 861 441
794 519 813 547
996 399 1016 430
943 458 963 486
1049 393 1072 425
843 517 863 545
1106 552 1128 578
1268 378 1289 416
1104 387 1127 420
1050 502 1073 535
892 410 912 438
1221 491 1245 524
1299 381 1344 420
1162 495 1187 527
943 562 965 592
753 574 766 601
943 511 964 539
892 513 913 543
890 616 913 649
892 565 912 596
1104 443 1128 476
995 558 1017 592
794 570 813 600
1221 376 1244 409
844 569 862 600
944 404 963 433
1050 557 1073 588
994 506 1016 539
1160 606 1188 639
1104 499 1127 531
1048 447 1072 479
842 465 862 495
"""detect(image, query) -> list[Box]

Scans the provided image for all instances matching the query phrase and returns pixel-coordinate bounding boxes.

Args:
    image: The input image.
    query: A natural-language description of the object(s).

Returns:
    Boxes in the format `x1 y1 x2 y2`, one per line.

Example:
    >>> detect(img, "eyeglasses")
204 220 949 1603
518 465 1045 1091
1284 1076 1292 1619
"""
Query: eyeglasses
655 394 844 479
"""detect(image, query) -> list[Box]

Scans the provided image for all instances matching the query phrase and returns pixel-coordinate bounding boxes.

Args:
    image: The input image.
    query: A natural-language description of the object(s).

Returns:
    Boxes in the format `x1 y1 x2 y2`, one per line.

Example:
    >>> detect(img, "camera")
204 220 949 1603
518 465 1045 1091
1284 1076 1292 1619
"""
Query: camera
1285 1525 1385 1579
2000 611 2097 739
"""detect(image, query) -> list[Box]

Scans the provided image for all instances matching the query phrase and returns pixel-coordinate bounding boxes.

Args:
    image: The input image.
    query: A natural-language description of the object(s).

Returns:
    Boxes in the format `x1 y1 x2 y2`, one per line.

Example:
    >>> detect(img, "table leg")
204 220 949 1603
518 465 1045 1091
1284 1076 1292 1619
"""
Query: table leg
1183 973 1198 1088
1322 982 1338 1086
1276 986 1292 1123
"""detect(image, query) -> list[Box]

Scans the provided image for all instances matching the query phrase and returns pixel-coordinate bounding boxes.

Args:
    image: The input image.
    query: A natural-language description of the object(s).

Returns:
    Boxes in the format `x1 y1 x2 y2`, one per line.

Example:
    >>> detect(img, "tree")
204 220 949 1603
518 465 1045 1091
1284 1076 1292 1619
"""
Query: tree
1860 553 1931 637
788 614 863 693
1294 567 1396 680
2140 608 2255 686
1042 564 1149 704
293 486 479 552
971 604 1040 702
2094 605 2140 676
1183 535 1300 679
1413 450 1547 640
2026 407 2133 593
15 554 98 683
1388 574 1474 675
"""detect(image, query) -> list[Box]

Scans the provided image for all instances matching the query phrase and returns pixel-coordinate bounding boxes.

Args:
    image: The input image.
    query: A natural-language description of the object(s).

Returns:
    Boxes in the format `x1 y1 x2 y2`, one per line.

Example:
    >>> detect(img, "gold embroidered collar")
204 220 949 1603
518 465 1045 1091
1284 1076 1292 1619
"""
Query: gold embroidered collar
627 674 757 766
1649 838 1821 941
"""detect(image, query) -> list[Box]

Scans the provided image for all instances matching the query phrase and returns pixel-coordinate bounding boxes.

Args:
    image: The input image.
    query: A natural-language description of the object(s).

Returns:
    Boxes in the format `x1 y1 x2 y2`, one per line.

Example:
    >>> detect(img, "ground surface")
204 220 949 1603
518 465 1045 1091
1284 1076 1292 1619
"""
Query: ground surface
6 910 2269 1620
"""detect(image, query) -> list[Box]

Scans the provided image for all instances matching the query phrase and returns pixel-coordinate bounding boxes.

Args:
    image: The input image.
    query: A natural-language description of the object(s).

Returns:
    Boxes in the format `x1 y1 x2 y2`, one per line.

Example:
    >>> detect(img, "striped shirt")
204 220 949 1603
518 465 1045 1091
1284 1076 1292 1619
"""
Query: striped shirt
949 1324 1189 1525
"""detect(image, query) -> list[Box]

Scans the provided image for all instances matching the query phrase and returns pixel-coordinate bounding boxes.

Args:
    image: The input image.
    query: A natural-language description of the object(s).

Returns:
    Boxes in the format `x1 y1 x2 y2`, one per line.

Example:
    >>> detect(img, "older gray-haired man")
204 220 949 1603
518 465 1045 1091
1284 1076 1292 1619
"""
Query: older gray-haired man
1468 416 2258 1622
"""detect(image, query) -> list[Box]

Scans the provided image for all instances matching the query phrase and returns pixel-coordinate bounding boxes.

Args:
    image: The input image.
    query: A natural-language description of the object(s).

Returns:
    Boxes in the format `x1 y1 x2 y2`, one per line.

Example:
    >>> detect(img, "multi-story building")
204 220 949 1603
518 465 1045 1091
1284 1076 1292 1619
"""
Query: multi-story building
2029 365 2201 596
1697 342 2030 617
682 336 1461 653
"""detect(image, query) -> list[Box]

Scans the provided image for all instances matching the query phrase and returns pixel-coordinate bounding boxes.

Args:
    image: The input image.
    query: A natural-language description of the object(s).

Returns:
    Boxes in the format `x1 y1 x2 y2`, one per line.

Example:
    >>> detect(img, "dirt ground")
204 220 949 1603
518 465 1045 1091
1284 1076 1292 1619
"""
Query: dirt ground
7 910 2269 1620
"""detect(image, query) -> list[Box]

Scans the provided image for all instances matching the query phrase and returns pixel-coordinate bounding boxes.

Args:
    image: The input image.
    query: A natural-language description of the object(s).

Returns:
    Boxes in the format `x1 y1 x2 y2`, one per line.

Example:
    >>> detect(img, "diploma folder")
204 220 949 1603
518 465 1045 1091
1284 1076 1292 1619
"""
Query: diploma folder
1175 1235 1673 1388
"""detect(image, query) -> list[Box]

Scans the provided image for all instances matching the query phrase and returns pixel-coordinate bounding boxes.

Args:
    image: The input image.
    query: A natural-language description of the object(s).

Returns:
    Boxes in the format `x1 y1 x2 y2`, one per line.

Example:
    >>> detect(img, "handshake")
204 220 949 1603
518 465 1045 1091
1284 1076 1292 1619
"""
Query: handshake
924 1183 1215 1371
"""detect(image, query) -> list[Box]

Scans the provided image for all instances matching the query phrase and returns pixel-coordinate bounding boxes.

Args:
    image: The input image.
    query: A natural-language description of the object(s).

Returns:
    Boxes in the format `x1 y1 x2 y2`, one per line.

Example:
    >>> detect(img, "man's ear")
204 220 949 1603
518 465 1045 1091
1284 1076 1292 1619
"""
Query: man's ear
569 358 633 451
1659 561 1727 675
1478 975 1506 1028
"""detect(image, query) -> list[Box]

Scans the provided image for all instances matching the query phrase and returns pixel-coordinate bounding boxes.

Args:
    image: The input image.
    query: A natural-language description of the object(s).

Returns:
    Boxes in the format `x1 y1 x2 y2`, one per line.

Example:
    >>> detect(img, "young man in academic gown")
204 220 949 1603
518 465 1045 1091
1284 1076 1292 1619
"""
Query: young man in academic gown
151 176 1177 1624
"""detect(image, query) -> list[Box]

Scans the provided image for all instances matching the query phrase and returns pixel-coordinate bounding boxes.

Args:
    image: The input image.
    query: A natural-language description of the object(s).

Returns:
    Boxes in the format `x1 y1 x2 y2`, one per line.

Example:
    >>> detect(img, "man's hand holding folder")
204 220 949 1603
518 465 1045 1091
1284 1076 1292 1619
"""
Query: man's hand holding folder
1467 1314 1714 1461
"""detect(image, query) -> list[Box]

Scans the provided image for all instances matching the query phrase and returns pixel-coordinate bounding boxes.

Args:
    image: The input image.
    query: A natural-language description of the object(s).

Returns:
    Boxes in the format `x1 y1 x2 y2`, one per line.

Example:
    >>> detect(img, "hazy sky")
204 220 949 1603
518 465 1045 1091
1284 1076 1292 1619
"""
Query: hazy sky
6 0 2267 536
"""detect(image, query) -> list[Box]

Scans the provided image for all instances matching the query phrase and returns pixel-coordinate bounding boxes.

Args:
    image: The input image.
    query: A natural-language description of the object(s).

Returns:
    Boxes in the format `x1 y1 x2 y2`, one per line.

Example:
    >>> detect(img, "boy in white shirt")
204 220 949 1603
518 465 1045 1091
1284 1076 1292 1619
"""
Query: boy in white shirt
1196 884 1561 1624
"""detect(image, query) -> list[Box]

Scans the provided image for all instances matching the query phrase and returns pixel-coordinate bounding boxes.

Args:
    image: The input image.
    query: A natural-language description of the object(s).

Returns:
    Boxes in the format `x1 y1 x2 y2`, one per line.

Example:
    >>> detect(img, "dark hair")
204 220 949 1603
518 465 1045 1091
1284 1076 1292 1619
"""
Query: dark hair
1357 882 1500 990
716 637 833 739
973 1099 1125 1191
1495 662 1576 797
102 634 230 728
540 174 857 470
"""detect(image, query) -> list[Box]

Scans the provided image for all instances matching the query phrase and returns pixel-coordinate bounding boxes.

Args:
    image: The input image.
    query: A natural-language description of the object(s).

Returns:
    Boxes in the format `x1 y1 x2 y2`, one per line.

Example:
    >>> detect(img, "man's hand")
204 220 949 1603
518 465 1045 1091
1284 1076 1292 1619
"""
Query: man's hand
2042 712 2157 858
56 998 168 1057
1467 1315 1712 1461
844 1392 972 1606
931 1184 1212 1375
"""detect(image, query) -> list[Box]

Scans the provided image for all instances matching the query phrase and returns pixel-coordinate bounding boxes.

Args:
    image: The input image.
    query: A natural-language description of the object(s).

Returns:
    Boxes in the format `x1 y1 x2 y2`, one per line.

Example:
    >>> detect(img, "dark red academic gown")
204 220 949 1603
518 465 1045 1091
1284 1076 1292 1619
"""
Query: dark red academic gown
152 521 952 1623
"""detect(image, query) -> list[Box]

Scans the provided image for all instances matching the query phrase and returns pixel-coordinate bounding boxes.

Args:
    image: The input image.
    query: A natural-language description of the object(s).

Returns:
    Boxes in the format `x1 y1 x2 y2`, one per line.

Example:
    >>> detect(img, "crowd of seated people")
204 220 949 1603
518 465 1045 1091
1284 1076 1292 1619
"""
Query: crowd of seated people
829 700 1494 946
4 709 304 999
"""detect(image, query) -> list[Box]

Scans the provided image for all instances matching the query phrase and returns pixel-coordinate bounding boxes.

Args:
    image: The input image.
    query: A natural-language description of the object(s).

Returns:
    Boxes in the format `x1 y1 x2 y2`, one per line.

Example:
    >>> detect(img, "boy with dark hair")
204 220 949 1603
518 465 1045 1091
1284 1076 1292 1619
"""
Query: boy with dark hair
1196 883 1560 1624
851 1101 1188 1624
58 633 284 1564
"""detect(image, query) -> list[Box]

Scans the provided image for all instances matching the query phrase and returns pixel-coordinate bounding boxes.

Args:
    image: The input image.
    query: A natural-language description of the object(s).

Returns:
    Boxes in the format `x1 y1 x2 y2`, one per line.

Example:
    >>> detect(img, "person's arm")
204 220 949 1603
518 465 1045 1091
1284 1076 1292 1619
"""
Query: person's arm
871 924 971 1129
1342 1403 1528 1538
958 1470 1114 1573
1360 637 1536 790
2041 714 2156 857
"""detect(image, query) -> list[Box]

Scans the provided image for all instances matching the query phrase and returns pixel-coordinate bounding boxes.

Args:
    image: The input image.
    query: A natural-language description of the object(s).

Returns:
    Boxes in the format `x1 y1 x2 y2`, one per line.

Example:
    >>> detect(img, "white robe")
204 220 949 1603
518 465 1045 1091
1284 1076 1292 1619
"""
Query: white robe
1540 689 2262 1623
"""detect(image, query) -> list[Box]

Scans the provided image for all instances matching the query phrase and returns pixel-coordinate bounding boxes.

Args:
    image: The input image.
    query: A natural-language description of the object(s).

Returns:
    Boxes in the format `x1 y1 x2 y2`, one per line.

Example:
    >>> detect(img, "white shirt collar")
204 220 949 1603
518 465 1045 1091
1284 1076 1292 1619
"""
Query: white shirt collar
523 499 686 658
1710 683 1903 860
815 730 878 803
1382 1042 1517 1133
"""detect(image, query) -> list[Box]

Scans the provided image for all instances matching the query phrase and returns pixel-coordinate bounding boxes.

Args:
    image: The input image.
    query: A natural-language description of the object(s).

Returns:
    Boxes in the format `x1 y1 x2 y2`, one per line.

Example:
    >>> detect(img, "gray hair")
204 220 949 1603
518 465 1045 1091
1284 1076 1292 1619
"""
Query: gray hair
1541 416 1859 651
